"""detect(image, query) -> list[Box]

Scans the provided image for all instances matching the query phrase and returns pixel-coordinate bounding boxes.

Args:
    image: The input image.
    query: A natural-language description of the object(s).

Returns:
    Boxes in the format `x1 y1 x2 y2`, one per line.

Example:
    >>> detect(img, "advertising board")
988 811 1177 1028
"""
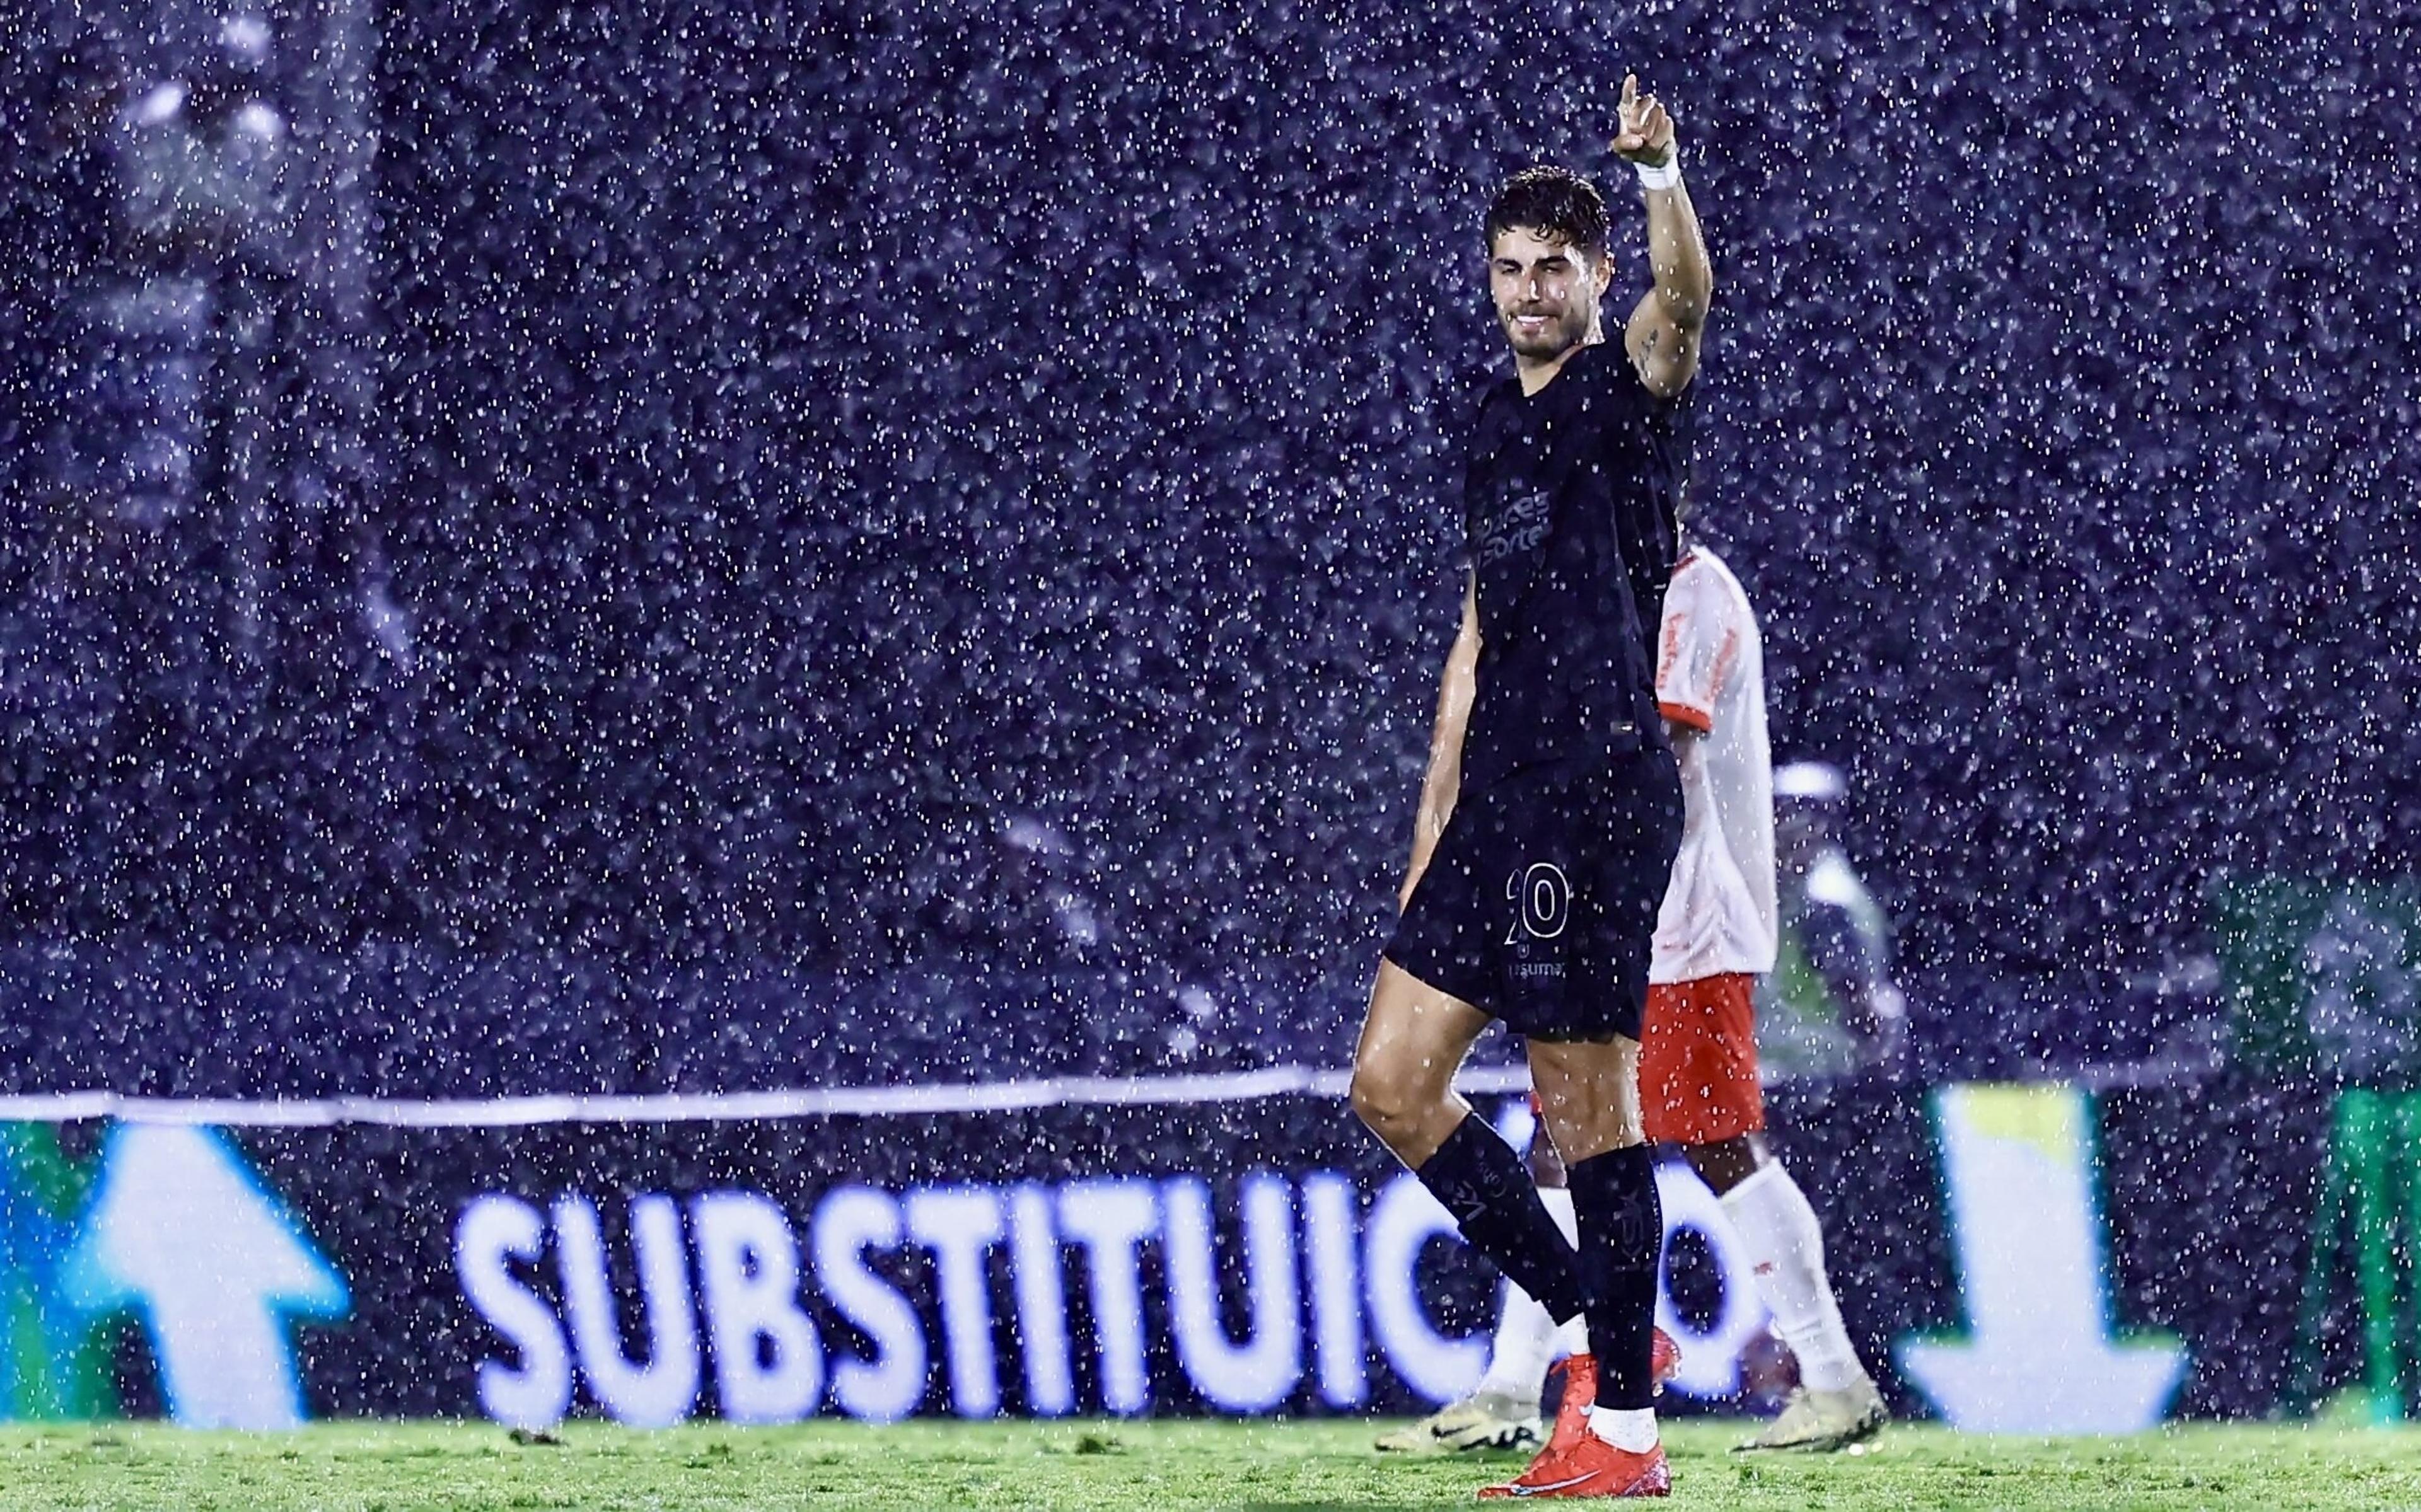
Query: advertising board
0 1075 2368 1429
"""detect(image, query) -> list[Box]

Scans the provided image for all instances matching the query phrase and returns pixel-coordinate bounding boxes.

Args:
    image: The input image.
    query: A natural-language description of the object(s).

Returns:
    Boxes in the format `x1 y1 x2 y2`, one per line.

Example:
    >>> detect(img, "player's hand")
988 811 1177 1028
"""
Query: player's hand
1611 74 1676 167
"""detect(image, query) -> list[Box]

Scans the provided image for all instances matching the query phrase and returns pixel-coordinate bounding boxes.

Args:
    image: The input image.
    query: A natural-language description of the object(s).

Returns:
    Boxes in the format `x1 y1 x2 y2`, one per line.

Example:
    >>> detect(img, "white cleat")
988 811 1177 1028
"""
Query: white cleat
1373 1391 1543 1455
1735 1375 1889 1453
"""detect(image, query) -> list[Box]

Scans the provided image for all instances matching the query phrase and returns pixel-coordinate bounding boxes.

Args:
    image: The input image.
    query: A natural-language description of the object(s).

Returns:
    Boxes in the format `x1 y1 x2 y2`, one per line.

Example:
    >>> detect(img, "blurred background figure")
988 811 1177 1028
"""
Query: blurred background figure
49 12 291 534
1757 761 1908 1081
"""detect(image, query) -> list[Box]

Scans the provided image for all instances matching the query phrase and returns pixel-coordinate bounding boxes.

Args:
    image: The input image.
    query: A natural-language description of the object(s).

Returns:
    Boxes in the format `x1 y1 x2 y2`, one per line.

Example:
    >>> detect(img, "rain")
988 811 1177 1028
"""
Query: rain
0 0 2417 1484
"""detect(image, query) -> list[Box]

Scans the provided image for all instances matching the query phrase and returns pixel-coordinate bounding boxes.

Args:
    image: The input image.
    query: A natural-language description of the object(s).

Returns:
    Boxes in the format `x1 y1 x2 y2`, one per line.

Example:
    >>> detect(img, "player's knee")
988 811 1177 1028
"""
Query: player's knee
1346 1060 1397 1138
1348 1056 1431 1149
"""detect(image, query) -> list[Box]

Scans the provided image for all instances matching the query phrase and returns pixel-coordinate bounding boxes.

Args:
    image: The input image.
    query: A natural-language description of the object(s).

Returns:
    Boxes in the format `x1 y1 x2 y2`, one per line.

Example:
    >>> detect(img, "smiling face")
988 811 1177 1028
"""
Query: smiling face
1489 226 1613 369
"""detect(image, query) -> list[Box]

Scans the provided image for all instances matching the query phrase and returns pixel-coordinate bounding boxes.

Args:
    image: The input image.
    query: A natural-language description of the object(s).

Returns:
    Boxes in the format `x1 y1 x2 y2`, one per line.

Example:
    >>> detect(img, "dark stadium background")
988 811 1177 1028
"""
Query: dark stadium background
3 0 2413 1092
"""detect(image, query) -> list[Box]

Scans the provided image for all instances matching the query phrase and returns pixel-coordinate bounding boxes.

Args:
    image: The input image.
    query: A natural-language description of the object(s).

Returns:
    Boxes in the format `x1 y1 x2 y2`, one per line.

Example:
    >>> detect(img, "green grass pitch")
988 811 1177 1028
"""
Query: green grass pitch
4 1417 2419 1511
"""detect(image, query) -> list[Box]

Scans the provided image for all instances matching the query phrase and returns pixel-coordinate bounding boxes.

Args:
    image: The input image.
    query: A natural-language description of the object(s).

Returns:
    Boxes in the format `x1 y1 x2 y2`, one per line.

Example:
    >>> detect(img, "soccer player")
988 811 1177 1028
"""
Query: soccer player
1759 759 1908 1080
1385 535 1890 1459
1350 75 1708 1501
1646 535 1890 1450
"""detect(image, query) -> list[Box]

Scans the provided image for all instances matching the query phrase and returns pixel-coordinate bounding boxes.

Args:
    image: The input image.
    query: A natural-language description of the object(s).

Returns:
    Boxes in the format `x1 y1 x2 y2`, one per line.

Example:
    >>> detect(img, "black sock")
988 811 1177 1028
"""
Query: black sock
1568 1143 1663 1409
1412 1114 1589 1324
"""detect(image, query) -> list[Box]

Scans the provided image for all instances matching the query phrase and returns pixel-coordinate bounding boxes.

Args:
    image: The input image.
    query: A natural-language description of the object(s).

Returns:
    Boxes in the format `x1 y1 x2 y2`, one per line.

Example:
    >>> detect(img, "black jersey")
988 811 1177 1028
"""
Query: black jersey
1459 342 1690 791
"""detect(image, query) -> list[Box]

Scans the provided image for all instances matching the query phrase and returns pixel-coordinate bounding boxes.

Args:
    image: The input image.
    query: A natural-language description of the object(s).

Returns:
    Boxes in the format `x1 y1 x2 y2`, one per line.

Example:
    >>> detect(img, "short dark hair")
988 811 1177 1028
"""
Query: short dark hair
1484 166 1610 265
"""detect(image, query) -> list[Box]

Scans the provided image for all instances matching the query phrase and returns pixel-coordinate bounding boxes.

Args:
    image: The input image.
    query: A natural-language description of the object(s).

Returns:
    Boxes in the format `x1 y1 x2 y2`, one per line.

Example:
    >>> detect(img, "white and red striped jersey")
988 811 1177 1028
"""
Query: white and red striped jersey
1649 546 1779 984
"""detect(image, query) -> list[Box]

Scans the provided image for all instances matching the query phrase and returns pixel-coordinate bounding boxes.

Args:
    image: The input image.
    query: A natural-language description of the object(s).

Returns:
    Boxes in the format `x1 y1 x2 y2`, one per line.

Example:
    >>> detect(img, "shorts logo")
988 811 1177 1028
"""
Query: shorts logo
1506 862 1571 945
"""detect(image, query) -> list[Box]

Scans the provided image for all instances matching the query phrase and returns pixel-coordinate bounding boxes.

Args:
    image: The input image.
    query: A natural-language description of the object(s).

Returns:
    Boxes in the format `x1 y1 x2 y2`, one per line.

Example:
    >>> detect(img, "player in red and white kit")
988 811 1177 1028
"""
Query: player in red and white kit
1380 537 1886 1457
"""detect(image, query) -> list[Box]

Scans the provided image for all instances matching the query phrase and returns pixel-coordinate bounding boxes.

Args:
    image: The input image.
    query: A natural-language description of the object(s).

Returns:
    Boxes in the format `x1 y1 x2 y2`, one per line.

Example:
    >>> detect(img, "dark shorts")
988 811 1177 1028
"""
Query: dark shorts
1383 749 1684 1042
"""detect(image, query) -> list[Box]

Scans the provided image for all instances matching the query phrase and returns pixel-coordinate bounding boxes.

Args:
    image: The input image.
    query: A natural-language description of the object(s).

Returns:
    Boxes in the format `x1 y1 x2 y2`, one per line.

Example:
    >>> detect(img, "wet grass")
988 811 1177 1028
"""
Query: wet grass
1 1417 2417 1509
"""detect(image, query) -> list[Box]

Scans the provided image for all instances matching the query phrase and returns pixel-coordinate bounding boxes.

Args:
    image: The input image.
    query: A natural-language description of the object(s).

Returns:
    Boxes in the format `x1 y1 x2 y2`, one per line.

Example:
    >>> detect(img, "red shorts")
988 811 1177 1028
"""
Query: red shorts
1638 972 1765 1145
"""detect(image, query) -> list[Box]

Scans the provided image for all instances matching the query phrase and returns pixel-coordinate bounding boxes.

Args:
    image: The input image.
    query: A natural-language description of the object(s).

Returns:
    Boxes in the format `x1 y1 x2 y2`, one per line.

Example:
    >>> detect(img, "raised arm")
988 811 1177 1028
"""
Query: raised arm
1400 574 1480 909
1611 74 1712 399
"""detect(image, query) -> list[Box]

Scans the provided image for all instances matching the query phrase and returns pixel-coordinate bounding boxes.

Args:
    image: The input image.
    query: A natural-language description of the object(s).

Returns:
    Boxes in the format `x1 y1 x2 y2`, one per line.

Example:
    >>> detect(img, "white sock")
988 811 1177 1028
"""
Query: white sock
1473 1185 1581 1401
1536 1184 1580 1246
1536 1186 1591 1359
1586 1405 1659 1453
1475 1282 1557 1402
1719 1162 1866 1392
1552 1312 1589 1359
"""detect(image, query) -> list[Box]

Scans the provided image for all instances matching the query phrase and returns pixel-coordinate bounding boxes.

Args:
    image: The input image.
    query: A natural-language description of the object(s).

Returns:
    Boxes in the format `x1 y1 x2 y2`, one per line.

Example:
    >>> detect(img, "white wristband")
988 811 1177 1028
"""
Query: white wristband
1633 153 1683 192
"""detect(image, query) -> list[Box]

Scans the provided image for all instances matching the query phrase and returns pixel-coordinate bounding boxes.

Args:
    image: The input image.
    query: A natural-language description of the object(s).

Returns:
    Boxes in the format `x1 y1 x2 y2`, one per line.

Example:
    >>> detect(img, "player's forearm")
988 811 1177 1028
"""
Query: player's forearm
1408 657 1475 869
1640 183 1712 332
1411 755 1461 865
1403 637 1478 899
1405 579 1482 889
1407 775 1456 884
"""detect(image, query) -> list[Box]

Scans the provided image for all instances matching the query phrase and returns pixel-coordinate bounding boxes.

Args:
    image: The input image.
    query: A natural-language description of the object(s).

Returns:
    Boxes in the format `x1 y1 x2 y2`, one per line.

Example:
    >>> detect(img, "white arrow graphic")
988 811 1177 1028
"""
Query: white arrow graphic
1896 1083 2186 1433
62 1124 349 1428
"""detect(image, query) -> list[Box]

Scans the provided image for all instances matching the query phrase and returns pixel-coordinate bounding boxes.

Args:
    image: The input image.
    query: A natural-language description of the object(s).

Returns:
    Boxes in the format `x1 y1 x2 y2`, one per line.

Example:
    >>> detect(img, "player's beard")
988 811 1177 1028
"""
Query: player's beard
1500 297 1593 364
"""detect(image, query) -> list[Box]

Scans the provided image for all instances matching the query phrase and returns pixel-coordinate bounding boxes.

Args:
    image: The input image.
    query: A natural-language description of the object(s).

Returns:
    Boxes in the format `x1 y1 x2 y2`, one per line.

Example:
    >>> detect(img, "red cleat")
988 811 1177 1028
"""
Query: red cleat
1477 1431 1671 1499
1485 1336 1681 1499
1535 1336 1682 1458
1541 1353 1598 1458
1651 1327 1681 1388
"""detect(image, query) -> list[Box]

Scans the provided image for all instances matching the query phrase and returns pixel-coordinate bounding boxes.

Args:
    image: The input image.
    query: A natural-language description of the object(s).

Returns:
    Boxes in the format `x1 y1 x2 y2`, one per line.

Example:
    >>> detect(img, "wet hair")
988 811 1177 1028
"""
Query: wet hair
1484 166 1610 266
